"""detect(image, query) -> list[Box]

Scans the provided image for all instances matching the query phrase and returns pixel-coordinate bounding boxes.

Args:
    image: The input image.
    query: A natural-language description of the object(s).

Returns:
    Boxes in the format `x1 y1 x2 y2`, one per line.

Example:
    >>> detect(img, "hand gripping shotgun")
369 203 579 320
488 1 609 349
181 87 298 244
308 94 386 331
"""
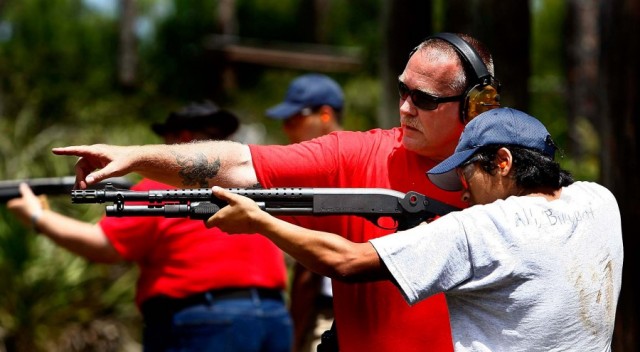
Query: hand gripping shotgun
71 184 460 230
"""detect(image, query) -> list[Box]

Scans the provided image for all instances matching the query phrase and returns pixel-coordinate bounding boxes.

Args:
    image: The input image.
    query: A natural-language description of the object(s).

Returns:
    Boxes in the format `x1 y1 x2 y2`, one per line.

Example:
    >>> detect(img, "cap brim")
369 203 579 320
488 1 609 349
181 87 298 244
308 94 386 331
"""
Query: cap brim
427 148 478 191
265 102 305 120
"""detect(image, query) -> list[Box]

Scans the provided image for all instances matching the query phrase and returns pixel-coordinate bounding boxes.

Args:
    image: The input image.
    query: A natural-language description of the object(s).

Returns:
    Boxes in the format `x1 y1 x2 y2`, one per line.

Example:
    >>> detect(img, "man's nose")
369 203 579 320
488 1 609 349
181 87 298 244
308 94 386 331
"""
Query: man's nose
399 97 418 116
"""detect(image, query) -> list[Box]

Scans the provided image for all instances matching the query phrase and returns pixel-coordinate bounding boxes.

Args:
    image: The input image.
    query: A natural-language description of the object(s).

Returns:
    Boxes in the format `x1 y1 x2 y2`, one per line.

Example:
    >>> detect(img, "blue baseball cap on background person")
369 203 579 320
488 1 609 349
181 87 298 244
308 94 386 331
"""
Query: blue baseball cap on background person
265 73 344 120
427 107 558 191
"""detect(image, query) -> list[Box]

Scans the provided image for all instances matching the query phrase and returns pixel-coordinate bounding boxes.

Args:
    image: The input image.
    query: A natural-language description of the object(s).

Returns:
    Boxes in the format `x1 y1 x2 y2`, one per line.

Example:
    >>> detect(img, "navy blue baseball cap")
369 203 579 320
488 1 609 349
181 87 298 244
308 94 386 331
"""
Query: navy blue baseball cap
266 74 344 120
427 108 557 191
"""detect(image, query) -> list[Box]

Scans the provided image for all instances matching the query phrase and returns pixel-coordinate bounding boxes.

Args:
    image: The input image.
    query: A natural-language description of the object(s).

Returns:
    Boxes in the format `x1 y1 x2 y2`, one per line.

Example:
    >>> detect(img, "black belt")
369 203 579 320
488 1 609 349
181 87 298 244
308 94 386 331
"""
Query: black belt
141 287 284 320
316 294 334 309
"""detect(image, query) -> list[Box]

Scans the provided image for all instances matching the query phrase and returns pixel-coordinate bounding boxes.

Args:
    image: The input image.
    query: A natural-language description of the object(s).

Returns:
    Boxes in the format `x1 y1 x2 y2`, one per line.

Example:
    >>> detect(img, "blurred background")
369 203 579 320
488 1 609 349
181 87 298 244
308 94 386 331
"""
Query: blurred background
0 0 637 351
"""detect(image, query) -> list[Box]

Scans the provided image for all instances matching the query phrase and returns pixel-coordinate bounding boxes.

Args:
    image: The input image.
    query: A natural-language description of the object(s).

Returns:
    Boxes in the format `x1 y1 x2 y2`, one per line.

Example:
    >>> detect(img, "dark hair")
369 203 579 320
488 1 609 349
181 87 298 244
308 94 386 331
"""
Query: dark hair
473 145 574 189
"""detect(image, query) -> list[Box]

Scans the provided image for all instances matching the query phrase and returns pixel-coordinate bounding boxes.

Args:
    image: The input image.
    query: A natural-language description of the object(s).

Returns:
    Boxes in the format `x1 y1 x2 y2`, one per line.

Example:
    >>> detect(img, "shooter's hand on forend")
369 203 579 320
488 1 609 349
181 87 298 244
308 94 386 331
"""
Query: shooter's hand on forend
208 186 265 234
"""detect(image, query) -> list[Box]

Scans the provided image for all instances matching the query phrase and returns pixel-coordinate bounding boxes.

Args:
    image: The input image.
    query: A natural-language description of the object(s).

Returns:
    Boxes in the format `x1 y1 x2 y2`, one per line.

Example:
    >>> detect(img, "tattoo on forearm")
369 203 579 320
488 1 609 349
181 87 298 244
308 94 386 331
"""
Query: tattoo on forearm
173 151 221 187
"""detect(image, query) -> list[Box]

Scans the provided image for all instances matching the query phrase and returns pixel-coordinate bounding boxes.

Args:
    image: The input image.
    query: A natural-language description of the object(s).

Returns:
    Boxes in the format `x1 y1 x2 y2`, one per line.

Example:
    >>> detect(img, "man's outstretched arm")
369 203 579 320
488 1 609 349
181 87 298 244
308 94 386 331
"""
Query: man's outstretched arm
208 187 390 283
53 141 258 189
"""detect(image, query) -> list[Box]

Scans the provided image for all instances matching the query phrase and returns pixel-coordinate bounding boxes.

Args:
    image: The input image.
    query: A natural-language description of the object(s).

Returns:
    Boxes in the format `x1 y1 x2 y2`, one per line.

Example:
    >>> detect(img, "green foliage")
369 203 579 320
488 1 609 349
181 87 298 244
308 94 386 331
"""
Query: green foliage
143 0 220 100
0 208 140 351
322 0 382 74
530 0 598 181
531 0 567 75
0 100 144 349
236 0 301 41
342 75 380 131
0 0 119 127
530 0 568 136
0 1 154 349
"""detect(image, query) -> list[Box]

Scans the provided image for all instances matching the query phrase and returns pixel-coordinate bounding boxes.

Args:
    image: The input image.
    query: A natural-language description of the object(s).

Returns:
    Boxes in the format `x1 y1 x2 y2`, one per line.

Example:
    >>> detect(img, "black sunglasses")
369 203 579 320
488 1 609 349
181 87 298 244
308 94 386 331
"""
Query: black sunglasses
398 81 462 111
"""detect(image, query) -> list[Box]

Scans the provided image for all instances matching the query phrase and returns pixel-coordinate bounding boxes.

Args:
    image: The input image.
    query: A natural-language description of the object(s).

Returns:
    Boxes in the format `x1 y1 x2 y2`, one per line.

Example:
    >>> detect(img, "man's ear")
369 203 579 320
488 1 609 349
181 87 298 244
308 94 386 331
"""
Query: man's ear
495 147 513 175
319 105 333 123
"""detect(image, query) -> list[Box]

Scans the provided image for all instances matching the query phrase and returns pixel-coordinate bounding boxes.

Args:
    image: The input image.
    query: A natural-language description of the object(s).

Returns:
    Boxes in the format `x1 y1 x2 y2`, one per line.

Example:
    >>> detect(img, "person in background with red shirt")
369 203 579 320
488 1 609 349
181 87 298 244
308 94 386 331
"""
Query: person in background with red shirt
52 32 499 352
8 101 293 352
265 73 344 352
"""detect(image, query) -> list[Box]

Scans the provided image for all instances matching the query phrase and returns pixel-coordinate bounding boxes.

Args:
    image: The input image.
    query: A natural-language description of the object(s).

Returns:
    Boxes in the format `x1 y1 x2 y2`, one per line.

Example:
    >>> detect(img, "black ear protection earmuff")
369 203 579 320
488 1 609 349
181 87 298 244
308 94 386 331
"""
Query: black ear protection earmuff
412 33 501 123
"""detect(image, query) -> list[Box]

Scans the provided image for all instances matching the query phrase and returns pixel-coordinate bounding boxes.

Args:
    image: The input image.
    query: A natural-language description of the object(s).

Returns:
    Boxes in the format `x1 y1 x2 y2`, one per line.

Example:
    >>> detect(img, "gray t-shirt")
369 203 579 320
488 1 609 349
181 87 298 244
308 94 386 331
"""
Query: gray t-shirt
370 181 623 352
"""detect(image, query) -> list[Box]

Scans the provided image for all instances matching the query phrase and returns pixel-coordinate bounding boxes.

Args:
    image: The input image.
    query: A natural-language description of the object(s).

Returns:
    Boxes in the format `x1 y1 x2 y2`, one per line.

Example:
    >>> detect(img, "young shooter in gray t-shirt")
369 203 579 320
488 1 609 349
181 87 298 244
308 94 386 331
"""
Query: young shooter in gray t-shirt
372 180 621 351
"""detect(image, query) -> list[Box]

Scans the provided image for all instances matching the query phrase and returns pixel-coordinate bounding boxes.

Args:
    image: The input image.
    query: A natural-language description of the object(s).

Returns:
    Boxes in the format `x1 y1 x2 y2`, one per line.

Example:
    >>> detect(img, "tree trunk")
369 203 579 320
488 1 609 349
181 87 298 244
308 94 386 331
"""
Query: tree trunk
118 0 137 89
313 0 332 44
217 0 237 35
599 0 640 351
379 0 433 128
445 0 473 34
474 0 530 111
446 0 529 111
296 0 318 43
565 0 600 160
217 0 238 92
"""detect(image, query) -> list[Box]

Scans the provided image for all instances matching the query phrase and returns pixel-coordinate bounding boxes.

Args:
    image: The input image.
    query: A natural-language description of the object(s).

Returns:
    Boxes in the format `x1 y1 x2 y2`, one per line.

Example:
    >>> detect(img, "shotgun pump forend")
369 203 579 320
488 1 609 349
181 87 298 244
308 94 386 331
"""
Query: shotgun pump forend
71 183 460 230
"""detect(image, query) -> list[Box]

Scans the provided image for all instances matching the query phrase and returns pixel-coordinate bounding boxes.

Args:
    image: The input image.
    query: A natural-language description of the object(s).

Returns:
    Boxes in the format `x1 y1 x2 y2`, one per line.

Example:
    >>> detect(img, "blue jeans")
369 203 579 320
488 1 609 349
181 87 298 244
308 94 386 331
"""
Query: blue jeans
142 289 293 352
